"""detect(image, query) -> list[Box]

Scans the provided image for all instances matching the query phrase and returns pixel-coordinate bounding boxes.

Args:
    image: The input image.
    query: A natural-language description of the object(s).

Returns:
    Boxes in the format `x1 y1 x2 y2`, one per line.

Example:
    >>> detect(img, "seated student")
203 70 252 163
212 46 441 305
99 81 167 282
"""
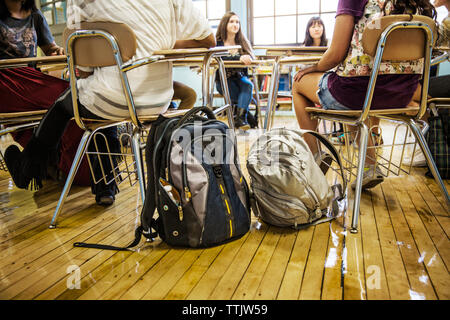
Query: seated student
0 0 118 204
303 16 328 47
3 0 215 199
215 11 257 130
292 0 437 189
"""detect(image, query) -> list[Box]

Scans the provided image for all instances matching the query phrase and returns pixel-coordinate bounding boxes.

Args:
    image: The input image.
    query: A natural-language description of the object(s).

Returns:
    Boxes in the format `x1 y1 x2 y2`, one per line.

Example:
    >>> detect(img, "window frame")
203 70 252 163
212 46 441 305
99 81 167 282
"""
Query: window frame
192 0 231 21
192 0 231 36
39 0 67 26
248 0 337 46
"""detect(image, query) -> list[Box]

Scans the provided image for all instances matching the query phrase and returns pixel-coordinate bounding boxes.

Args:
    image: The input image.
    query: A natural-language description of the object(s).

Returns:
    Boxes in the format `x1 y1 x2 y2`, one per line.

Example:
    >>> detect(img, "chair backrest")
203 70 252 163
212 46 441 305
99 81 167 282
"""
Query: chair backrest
63 22 137 67
362 14 437 61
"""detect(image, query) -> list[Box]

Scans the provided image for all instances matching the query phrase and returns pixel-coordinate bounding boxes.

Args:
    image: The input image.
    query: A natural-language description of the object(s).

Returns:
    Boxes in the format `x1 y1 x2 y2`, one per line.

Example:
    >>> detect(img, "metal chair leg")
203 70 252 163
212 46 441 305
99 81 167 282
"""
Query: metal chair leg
131 127 146 204
351 123 369 234
408 119 450 206
264 59 281 131
49 130 92 228
216 58 235 130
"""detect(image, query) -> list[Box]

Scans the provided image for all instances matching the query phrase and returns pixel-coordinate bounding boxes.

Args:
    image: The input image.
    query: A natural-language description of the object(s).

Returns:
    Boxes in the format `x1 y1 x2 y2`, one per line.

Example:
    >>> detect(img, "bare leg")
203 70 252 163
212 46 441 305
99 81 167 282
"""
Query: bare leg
292 72 323 154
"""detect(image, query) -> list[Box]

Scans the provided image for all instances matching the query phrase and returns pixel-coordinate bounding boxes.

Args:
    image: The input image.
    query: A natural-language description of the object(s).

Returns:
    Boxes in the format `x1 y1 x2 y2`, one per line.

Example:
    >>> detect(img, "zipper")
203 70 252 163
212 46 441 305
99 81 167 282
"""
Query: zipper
213 165 234 238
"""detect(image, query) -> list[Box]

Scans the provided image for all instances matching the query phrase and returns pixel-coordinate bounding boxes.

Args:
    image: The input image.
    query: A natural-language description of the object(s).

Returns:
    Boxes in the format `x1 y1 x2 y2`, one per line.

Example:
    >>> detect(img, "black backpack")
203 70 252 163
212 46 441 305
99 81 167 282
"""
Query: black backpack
75 107 251 250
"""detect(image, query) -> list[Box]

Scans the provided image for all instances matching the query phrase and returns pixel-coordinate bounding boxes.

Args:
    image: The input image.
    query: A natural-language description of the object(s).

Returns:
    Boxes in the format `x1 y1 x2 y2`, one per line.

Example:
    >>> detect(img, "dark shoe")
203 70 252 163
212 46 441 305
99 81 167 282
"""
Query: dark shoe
94 181 117 206
4 145 31 189
234 108 251 130
234 117 251 130
247 111 258 129
97 194 115 206
4 137 49 190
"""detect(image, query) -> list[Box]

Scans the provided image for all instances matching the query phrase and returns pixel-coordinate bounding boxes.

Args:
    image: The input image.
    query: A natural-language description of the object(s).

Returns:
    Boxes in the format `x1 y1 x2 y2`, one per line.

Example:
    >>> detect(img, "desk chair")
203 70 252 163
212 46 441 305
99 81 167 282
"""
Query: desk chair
305 15 450 233
48 22 189 228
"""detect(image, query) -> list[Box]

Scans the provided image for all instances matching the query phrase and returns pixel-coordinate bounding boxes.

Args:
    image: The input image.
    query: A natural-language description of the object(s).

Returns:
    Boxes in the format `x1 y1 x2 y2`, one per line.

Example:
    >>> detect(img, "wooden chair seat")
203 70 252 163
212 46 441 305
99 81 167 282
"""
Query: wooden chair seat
79 109 189 126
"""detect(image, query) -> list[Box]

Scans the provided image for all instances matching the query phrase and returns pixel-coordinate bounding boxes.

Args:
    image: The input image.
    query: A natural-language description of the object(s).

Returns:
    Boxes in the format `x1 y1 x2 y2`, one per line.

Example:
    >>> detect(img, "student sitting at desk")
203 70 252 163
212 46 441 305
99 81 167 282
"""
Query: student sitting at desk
303 16 328 47
0 0 119 205
215 11 256 130
292 0 437 190
3 0 215 201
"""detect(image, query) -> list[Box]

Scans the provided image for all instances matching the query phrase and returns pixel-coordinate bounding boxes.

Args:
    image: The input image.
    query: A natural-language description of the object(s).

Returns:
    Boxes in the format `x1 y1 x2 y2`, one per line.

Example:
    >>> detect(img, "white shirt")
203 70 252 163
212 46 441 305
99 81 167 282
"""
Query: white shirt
66 0 212 120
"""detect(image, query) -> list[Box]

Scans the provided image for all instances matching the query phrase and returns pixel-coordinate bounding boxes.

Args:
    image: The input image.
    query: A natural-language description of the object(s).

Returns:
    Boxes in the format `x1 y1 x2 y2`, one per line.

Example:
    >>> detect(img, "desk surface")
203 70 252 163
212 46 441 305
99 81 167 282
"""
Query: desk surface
278 55 322 65
0 55 67 69
254 46 327 56
153 46 241 57
172 57 276 68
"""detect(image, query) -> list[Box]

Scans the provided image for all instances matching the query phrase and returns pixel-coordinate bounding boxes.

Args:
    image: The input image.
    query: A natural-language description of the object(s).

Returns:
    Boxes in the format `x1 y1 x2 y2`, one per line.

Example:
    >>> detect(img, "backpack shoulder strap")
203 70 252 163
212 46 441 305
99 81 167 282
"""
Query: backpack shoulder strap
300 129 347 199
72 115 168 251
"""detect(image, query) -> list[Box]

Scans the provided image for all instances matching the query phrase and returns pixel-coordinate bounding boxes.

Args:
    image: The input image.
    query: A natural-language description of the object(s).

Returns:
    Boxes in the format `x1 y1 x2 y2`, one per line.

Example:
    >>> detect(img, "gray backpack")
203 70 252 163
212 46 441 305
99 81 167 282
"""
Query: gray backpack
247 128 346 229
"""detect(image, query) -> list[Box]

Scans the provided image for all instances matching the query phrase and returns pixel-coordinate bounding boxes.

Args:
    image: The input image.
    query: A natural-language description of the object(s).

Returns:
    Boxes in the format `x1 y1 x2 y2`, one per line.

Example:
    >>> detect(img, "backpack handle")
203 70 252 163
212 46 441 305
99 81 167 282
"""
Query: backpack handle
176 106 216 128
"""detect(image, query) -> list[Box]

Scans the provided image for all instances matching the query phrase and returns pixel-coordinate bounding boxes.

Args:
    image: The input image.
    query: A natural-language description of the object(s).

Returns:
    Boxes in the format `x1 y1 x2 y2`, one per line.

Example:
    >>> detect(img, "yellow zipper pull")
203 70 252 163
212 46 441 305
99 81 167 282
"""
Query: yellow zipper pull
178 206 184 221
184 187 192 202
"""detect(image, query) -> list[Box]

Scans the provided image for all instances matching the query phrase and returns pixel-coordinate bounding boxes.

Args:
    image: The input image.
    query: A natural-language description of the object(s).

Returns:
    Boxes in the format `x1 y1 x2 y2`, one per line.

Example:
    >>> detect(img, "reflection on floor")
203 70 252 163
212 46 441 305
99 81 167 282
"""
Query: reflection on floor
0 115 449 300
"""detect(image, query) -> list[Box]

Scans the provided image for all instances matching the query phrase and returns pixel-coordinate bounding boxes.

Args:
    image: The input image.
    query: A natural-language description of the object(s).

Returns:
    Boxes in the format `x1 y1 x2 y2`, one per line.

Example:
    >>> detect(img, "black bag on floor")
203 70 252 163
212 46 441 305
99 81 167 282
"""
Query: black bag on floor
74 107 251 250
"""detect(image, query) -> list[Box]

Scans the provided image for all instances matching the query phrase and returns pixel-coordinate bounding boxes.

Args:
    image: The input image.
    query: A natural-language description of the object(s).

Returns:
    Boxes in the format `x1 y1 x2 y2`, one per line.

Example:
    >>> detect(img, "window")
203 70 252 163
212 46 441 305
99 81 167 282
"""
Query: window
251 0 338 45
192 0 230 34
40 0 67 26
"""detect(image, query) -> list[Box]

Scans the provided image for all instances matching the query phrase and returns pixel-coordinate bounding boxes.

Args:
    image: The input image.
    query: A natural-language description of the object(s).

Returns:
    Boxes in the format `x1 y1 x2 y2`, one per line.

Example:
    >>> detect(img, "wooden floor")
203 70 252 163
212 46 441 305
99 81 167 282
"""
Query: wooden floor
0 116 449 300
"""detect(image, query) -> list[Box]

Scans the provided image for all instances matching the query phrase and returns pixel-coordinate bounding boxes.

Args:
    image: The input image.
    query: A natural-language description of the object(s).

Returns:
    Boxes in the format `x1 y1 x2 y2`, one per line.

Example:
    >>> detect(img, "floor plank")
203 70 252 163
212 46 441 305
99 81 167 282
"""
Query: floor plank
381 181 438 300
370 185 411 300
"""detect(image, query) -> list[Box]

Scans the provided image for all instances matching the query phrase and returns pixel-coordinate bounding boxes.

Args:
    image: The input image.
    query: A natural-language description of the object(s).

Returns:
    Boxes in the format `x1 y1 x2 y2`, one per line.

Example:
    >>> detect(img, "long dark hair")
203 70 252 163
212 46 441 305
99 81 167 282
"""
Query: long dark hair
383 0 437 19
216 11 254 57
0 0 37 19
303 17 328 47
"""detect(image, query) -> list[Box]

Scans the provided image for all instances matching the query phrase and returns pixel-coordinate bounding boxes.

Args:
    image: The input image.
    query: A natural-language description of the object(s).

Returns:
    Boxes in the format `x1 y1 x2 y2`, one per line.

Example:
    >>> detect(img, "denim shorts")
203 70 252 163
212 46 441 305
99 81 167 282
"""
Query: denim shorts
317 72 350 111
